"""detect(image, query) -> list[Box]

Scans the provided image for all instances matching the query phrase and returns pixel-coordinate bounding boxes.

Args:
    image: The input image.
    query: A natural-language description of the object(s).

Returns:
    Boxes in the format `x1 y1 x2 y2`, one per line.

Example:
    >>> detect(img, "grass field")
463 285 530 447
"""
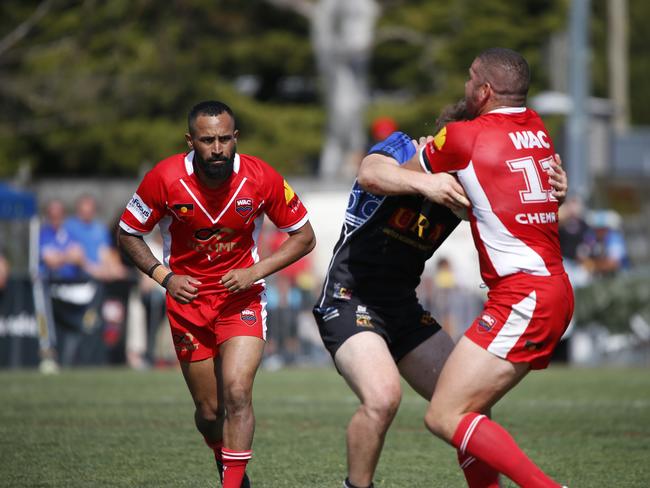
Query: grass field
0 365 649 487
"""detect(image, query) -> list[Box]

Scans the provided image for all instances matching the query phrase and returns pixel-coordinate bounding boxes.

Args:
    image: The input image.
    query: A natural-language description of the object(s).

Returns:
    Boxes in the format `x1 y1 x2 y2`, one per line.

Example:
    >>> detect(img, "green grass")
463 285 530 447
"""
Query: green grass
0 366 649 487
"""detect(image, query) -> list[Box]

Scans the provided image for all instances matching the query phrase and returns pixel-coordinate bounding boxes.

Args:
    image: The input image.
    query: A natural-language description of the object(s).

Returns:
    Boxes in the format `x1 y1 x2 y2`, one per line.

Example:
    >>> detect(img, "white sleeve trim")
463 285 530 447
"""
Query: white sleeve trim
119 220 149 236
419 146 432 174
278 213 309 232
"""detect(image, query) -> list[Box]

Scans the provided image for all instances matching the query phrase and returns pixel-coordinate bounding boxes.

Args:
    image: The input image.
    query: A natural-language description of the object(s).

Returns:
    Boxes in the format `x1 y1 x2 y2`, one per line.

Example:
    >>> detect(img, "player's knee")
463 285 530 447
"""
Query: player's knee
223 381 252 415
362 385 401 424
195 397 223 423
423 402 446 437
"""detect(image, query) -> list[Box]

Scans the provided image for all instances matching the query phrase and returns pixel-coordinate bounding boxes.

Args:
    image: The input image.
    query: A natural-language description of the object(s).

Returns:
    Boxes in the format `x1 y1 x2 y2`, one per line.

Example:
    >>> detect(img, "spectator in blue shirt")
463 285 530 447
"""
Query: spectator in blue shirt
65 194 126 281
40 199 85 281
586 210 630 276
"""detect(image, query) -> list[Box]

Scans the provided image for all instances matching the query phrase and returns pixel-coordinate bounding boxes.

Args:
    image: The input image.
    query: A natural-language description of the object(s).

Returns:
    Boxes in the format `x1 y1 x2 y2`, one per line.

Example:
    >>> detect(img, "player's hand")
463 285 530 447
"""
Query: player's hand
166 275 201 304
221 268 258 293
422 172 470 212
547 153 567 204
412 135 434 150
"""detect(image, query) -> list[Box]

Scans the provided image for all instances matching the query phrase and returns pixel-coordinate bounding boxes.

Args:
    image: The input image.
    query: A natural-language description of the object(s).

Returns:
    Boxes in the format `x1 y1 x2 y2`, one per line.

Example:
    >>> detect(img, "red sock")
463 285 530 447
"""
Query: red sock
457 450 500 488
203 437 223 465
221 448 252 488
452 413 561 488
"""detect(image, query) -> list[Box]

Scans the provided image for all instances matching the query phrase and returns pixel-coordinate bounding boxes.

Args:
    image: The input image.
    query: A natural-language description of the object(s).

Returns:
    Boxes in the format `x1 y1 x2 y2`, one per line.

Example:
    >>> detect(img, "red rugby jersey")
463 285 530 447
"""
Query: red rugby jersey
119 151 309 294
420 107 565 286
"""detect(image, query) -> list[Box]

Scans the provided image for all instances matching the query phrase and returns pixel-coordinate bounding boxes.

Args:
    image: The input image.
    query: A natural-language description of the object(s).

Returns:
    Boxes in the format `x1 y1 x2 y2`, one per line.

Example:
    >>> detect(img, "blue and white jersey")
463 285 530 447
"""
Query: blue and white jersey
315 132 461 308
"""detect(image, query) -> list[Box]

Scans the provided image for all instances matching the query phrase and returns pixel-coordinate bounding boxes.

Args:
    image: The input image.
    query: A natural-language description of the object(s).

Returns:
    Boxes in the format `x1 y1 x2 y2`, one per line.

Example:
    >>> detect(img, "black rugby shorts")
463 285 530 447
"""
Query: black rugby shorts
313 296 442 364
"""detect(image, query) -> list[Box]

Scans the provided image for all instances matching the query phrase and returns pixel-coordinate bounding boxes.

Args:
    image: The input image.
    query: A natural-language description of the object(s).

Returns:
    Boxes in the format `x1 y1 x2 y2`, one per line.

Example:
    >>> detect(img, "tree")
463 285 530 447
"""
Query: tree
266 0 380 179
0 0 322 177
2 0 647 179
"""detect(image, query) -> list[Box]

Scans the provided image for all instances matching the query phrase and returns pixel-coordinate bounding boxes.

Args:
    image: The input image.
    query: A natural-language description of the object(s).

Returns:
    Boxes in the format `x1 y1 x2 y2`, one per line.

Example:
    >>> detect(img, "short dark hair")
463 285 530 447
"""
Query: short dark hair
476 47 530 101
188 100 236 135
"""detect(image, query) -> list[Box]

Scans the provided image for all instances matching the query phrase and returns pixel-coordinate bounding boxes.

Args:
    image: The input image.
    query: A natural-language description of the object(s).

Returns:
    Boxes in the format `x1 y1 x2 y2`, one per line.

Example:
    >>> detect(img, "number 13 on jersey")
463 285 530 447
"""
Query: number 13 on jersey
507 156 557 204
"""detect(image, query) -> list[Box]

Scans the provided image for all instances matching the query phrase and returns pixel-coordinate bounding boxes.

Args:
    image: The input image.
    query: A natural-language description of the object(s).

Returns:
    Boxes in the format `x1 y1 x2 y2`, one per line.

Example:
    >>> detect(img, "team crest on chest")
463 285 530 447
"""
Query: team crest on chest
235 197 254 218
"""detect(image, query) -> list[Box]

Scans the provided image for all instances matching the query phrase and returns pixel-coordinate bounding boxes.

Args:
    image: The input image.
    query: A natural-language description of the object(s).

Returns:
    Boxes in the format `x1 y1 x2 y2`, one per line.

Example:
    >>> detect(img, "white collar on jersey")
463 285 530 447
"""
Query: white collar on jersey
486 106 527 115
184 151 241 175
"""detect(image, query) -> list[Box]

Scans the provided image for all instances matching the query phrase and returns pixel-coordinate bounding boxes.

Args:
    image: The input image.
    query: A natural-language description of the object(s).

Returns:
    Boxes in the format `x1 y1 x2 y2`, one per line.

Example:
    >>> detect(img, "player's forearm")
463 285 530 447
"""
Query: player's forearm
357 154 425 196
117 230 157 272
118 230 175 287
250 223 315 282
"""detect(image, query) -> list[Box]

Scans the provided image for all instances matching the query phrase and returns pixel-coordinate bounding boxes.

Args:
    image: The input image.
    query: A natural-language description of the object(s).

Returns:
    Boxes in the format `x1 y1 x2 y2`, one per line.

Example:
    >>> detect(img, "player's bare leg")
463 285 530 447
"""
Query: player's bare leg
181 356 246 485
180 357 224 444
425 337 563 487
335 332 402 488
397 329 454 398
218 335 265 488
399 331 500 488
219 335 264 449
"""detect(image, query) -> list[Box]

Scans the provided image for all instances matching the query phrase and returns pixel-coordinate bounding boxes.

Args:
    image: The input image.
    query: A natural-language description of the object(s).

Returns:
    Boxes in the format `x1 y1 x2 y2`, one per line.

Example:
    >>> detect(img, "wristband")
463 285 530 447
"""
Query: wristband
146 263 161 278
151 265 171 285
161 272 174 289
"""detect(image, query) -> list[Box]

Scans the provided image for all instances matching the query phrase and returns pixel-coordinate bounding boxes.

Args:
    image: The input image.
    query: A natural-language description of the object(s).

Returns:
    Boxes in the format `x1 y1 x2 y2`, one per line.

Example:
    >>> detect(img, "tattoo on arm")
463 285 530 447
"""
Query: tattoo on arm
117 229 159 275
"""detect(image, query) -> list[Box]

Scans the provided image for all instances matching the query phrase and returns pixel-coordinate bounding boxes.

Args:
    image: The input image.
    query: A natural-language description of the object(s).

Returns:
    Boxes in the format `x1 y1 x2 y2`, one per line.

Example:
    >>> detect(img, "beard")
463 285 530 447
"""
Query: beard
463 89 485 120
194 147 236 181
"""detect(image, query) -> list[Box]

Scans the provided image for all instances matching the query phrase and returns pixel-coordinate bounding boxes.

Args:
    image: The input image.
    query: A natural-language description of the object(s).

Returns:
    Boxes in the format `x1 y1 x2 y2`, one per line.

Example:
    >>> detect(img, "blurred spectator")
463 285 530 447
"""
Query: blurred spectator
39 199 85 281
418 257 483 342
0 252 9 292
261 228 316 368
40 196 128 367
39 199 94 366
65 194 126 281
585 210 630 277
431 258 457 337
370 116 398 143
265 273 303 369
558 196 593 288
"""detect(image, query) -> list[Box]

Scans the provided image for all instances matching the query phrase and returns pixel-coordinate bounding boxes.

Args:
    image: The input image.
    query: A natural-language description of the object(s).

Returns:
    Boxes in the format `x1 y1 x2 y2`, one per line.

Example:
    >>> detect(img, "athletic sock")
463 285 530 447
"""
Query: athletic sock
204 438 224 465
452 413 562 488
457 450 500 488
222 448 252 488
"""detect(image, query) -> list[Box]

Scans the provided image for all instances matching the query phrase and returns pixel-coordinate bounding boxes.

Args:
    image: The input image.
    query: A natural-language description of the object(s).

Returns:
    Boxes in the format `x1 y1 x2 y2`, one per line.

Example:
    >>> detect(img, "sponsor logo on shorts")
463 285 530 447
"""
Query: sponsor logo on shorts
235 198 253 218
126 193 152 224
240 309 257 326
321 307 340 322
173 332 199 353
420 311 437 327
355 305 373 328
333 282 353 301
525 340 544 351
477 313 497 332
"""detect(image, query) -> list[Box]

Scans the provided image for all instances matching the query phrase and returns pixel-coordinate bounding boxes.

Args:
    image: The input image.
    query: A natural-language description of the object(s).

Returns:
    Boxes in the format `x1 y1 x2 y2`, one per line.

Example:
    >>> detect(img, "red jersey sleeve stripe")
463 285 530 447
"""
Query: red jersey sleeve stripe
278 213 309 232
119 220 148 236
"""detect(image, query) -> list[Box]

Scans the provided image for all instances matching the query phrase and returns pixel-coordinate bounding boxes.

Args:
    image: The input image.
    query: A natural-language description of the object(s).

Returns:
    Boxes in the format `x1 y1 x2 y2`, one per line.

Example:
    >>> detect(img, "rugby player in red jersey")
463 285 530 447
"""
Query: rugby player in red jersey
420 48 573 487
117 100 315 488
313 103 567 486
